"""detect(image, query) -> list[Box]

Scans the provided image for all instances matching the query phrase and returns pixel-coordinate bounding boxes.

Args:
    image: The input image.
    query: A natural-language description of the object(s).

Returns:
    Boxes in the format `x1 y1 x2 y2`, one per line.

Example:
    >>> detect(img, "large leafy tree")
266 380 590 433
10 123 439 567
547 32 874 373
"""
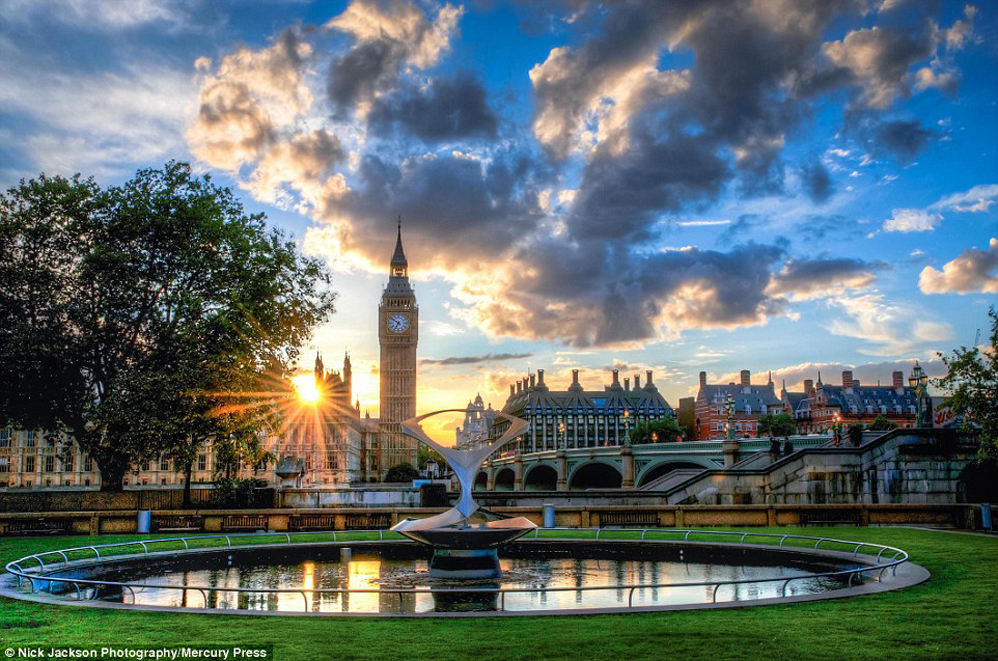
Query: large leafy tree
0 162 336 490
629 417 685 444
758 412 796 438
937 307 998 461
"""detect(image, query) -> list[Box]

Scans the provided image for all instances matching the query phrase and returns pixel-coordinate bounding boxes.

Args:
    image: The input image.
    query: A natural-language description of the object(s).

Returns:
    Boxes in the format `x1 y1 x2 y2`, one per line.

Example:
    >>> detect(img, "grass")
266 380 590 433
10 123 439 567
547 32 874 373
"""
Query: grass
0 527 995 661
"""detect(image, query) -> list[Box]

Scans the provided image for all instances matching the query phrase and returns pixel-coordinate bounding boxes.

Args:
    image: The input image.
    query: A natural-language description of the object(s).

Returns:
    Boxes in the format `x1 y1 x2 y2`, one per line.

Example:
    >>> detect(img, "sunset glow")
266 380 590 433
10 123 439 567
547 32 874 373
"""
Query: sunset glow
292 374 321 404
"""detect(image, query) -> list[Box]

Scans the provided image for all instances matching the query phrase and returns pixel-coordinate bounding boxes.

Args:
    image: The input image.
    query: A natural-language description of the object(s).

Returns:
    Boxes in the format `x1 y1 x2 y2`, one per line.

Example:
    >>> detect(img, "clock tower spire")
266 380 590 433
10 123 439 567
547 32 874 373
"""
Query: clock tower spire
378 217 418 474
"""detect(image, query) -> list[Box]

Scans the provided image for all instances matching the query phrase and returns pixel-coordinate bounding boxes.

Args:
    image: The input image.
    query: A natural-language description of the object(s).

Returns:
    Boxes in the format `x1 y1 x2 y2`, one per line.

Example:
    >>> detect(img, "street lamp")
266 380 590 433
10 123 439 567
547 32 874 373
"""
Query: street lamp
425 458 438 479
909 361 929 428
622 408 631 446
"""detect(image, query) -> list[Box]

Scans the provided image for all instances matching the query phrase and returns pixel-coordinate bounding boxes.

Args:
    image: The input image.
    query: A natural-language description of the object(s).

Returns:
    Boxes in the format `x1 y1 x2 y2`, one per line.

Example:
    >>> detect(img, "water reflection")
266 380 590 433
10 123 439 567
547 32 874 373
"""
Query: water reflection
71 548 848 614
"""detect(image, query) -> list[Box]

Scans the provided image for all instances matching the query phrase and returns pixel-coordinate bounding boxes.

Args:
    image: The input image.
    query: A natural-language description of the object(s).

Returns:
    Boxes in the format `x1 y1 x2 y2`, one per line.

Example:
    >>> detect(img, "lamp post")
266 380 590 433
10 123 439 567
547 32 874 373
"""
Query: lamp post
909 361 929 428
722 394 740 466
622 408 631 446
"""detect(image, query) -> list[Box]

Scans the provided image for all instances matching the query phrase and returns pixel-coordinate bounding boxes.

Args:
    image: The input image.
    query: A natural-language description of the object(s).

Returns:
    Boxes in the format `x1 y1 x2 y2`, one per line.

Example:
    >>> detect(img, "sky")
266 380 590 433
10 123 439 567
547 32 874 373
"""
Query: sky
1 0 996 439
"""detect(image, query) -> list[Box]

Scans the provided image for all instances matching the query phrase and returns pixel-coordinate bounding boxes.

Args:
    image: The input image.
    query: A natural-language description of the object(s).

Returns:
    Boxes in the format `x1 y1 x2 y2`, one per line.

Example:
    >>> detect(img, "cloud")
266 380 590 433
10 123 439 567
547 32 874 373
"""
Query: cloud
421 353 533 366
883 208 942 233
919 238 998 294
872 119 938 162
800 157 834 202
767 257 885 301
829 293 953 356
368 73 498 141
0 0 199 32
325 0 462 117
929 184 998 213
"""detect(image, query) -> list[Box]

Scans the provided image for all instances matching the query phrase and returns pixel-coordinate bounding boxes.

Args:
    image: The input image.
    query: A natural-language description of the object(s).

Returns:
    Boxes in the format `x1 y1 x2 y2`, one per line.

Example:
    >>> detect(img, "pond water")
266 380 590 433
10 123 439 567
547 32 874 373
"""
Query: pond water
46 544 854 613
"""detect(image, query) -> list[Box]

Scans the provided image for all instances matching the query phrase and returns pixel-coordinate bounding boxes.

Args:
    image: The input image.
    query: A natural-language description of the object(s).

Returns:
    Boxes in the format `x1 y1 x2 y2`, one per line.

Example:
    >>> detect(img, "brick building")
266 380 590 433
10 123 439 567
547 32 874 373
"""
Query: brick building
694 370 788 440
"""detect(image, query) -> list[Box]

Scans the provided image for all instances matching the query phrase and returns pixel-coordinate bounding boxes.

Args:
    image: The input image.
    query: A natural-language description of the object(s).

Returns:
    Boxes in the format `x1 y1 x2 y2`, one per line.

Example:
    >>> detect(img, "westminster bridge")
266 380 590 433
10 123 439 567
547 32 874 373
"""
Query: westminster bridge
475 435 832 491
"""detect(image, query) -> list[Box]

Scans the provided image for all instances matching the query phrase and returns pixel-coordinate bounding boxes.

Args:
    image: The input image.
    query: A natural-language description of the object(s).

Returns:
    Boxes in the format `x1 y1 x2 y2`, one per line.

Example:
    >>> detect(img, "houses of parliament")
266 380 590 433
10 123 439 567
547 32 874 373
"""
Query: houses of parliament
0 225 419 489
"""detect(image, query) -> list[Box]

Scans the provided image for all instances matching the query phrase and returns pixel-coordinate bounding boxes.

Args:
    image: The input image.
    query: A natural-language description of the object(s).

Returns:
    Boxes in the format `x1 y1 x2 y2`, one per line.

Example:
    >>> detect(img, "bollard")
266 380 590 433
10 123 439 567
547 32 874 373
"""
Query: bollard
542 504 556 529
136 510 152 534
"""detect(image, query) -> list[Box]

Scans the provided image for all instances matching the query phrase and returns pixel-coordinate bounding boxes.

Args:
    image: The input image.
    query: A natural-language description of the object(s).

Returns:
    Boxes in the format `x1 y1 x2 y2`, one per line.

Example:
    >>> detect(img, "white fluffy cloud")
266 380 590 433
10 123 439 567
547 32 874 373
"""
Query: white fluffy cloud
919 238 998 294
829 293 953 356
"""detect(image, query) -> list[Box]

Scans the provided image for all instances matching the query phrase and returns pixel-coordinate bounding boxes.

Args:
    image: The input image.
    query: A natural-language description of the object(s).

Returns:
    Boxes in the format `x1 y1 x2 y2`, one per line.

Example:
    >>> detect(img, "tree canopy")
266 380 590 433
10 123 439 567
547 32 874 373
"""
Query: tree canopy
758 412 796 438
0 162 337 489
937 307 998 461
869 414 898 431
629 416 685 444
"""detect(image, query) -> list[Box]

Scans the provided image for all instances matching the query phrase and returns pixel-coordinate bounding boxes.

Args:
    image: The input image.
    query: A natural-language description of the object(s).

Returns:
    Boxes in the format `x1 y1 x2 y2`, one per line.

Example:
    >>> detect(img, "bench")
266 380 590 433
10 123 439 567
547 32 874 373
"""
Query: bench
3 518 73 536
289 514 337 532
344 514 392 530
152 515 203 533
221 515 268 532
598 512 659 528
799 510 862 527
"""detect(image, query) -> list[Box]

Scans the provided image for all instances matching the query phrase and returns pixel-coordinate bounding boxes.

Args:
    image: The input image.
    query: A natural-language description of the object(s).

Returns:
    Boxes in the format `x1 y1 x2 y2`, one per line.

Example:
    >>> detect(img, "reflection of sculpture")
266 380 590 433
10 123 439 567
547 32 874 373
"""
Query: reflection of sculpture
391 409 537 578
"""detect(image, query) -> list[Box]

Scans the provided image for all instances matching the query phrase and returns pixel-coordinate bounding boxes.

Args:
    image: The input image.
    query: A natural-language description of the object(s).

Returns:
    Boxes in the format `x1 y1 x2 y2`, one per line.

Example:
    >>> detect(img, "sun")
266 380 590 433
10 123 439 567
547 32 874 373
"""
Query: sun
292 374 321 404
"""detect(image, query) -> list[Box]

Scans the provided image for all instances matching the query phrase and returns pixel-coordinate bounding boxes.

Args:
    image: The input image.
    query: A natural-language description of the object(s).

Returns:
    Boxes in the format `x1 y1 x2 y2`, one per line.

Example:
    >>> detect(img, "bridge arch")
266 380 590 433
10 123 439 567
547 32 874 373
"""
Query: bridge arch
569 461 622 490
524 464 558 491
494 467 515 491
473 471 488 491
636 461 710 488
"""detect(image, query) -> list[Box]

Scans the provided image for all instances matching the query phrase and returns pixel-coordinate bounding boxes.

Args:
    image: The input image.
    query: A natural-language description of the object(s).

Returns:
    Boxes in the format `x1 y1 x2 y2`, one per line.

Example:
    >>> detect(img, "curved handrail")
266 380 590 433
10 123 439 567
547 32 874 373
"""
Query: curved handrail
4 528 909 613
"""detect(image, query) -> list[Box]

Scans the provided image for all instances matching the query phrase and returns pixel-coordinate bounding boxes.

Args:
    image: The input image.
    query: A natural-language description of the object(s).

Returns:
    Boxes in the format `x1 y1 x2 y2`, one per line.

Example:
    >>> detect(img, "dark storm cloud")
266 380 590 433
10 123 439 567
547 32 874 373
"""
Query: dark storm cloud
800 157 834 203
327 38 404 118
368 74 498 141
421 352 533 366
873 119 938 163
769 257 887 299
795 214 865 242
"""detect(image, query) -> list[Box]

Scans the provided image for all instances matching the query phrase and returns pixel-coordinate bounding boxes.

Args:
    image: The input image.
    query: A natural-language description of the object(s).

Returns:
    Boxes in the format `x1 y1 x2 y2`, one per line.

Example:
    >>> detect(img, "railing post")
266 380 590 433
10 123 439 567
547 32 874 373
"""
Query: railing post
302 591 308 612
225 536 231 547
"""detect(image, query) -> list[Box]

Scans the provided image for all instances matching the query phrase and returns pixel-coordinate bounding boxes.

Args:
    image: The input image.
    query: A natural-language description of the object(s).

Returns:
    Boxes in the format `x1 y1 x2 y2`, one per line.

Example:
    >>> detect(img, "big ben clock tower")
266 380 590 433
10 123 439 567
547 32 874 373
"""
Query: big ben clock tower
378 220 418 473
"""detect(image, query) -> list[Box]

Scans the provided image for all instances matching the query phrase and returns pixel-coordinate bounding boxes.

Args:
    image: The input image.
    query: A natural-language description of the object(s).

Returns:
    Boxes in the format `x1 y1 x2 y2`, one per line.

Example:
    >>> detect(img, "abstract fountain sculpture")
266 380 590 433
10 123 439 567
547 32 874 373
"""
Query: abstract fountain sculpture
391 409 537 579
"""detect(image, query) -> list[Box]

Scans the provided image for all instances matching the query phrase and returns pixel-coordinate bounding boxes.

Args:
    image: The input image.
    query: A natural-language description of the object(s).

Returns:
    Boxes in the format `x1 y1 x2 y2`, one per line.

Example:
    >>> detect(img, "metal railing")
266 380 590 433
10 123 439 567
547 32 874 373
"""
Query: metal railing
4 528 909 614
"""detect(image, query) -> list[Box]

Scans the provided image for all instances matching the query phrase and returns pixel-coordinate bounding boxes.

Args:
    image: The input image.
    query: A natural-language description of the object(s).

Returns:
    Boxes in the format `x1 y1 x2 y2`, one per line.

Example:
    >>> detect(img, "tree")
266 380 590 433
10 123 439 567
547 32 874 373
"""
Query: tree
937 307 998 461
384 462 420 483
869 414 897 431
629 417 684 444
0 163 337 490
758 413 796 438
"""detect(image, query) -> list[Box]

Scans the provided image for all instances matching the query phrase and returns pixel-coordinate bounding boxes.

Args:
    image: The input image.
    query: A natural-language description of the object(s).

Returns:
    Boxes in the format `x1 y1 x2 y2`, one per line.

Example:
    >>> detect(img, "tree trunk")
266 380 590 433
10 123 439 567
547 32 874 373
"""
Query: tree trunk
99 466 126 491
183 461 193 508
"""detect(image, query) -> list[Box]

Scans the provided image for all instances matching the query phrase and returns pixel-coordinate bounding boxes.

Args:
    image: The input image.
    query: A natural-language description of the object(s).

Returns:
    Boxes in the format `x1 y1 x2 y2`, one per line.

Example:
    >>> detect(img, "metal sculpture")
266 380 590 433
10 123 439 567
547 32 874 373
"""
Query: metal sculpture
391 409 537 578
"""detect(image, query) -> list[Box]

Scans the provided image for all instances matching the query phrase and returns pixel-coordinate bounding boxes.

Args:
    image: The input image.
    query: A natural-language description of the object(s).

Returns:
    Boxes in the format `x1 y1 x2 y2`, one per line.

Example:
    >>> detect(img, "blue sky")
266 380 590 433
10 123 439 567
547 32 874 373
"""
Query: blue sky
1 0 996 429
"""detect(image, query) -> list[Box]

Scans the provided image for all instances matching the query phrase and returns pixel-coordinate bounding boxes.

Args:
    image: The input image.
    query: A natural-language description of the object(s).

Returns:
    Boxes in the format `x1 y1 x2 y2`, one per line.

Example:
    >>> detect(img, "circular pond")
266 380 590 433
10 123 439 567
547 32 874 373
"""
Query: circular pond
3 531 923 616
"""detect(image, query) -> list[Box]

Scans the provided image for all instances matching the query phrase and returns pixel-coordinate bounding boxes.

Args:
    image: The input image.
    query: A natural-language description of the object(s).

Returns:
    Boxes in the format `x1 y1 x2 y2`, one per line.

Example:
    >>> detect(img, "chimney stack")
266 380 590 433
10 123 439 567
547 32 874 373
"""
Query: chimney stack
537 369 545 386
612 369 620 388
740 370 751 386
529 373 535 389
699 371 707 387
634 373 641 389
842 370 854 390
893 371 904 391
624 377 630 391
572 369 579 385
509 384 515 397
646 370 654 387
804 379 814 397
516 380 522 394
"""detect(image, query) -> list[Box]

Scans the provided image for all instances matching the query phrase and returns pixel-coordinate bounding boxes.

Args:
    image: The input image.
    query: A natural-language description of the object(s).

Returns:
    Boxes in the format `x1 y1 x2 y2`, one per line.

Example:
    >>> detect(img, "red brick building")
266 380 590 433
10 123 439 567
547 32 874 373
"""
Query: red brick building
694 370 788 440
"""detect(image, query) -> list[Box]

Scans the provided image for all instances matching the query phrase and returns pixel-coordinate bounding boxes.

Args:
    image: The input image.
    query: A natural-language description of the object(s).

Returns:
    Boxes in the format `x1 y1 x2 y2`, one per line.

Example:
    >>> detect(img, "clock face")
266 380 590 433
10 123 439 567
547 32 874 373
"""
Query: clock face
387 313 409 333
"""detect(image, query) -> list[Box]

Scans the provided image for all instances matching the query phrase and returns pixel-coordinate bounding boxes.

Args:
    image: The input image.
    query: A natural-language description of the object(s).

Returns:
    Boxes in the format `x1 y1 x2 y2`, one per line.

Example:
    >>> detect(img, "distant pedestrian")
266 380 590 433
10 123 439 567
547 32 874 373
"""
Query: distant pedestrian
769 437 781 457
782 439 794 457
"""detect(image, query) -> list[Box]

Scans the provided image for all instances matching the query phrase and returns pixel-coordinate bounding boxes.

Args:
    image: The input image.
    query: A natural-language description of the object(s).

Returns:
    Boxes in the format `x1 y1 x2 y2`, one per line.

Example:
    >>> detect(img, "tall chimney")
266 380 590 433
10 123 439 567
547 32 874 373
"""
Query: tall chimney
624 377 630 391
740 370 751 386
842 370 853 390
537 369 545 385
699 371 707 387
634 373 641 389
516 380 522 394
612 369 620 387
529 373 535 388
509 384 515 397
804 379 814 397
572 369 579 385
892 371 903 390
646 370 654 387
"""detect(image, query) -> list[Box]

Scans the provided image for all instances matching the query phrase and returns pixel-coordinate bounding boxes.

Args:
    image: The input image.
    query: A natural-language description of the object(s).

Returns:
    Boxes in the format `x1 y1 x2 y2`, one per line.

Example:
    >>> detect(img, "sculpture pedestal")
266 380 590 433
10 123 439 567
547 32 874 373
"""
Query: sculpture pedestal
429 549 501 579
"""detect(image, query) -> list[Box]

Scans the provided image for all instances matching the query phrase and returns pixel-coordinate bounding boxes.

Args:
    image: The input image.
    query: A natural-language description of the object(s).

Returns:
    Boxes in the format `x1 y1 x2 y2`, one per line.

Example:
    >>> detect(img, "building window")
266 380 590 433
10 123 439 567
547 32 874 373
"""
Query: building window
326 452 337 470
26 431 35 447
25 455 35 473
198 455 207 471
45 455 55 473
140 461 149 472
84 455 93 472
64 454 74 472
0 430 9 448
0 457 9 473
159 457 169 472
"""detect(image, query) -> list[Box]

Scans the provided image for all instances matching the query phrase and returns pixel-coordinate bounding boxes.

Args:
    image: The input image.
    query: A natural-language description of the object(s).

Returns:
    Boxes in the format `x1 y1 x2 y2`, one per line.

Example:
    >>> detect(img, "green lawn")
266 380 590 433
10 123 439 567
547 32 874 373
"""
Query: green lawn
1 527 995 661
